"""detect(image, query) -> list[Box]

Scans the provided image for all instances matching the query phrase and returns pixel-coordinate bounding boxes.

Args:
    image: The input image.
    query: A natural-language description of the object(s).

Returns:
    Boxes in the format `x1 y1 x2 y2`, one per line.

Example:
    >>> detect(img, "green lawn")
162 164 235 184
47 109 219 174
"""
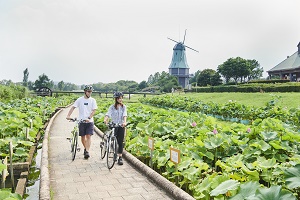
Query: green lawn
126 92 300 109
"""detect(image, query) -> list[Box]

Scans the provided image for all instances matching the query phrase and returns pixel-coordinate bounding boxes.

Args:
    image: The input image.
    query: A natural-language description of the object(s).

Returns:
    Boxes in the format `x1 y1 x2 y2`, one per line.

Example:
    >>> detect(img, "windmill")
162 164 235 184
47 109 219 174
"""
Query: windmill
168 30 198 88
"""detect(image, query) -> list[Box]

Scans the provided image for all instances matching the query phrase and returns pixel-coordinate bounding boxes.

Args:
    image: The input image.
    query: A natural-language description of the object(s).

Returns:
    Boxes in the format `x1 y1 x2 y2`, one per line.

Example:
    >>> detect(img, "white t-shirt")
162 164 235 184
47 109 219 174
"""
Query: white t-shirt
73 96 98 122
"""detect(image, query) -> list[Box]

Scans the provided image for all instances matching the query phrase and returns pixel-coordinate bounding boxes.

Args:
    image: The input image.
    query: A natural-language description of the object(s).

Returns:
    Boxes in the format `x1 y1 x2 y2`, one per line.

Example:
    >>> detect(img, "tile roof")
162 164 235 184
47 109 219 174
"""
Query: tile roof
267 51 300 72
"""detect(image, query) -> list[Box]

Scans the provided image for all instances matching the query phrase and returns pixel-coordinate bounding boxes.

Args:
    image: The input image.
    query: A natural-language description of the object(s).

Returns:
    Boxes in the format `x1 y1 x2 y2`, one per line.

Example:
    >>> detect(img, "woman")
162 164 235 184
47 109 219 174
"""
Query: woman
104 92 127 165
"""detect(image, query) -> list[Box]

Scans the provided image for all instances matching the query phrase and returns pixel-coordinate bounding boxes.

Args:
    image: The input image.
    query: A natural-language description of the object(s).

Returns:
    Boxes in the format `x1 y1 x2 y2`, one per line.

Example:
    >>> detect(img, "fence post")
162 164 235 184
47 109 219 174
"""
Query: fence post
9 142 15 192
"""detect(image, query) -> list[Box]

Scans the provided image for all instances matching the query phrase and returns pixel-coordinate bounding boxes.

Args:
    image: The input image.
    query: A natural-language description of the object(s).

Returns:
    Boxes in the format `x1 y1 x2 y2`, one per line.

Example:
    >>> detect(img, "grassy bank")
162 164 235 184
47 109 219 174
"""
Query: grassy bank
163 92 300 109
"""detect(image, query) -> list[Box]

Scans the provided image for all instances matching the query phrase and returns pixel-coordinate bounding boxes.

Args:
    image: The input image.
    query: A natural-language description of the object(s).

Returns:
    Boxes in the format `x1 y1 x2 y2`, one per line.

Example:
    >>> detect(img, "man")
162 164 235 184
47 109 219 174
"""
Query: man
66 85 97 159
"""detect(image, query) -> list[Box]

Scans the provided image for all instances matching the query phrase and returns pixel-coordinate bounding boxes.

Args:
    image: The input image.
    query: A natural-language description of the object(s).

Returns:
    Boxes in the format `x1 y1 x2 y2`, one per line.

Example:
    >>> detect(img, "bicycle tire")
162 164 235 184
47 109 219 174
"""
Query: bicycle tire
70 130 75 152
100 135 107 159
107 136 117 169
71 131 78 161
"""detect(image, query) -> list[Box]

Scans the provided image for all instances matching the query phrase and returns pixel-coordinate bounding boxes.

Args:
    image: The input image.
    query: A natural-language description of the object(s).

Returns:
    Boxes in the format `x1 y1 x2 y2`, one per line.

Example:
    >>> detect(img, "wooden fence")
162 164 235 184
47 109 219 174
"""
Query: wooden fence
33 91 160 100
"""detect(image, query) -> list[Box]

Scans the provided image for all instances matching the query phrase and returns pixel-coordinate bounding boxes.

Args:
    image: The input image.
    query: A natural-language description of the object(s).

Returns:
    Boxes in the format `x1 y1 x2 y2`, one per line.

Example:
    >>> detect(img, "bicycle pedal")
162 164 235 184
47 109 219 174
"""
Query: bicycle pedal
77 147 81 152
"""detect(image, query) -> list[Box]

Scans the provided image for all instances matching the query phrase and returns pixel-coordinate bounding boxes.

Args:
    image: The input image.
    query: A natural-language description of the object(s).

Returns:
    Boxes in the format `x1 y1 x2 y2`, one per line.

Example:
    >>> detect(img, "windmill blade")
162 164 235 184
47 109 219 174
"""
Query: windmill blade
184 44 199 53
183 29 187 44
167 37 179 43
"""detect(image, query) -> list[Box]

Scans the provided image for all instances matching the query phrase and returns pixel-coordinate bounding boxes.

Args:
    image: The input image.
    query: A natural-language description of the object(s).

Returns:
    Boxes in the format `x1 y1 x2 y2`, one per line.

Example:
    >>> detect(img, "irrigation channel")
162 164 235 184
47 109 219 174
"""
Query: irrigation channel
24 145 42 199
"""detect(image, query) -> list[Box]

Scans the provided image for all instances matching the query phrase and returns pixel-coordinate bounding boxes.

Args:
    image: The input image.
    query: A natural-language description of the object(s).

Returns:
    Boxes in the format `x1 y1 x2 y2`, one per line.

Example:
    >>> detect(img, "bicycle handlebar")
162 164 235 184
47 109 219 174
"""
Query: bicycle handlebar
106 122 130 129
67 118 84 123
67 118 77 122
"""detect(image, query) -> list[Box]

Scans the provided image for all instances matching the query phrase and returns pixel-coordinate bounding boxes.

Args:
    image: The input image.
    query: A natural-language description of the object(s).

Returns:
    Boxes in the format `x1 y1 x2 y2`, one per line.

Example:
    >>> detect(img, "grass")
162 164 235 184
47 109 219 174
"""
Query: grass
99 92 300 109
165 92 300 109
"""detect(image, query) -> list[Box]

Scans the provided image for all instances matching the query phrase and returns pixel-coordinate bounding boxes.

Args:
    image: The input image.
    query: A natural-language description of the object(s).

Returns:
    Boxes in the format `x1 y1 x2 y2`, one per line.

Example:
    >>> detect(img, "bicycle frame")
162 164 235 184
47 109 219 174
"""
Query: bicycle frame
100 122 121 169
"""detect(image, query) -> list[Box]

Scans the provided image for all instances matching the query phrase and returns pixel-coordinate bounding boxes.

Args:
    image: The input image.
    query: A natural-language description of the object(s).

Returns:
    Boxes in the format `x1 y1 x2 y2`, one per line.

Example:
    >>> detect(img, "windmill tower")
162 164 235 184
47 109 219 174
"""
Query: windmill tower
168 30 198 88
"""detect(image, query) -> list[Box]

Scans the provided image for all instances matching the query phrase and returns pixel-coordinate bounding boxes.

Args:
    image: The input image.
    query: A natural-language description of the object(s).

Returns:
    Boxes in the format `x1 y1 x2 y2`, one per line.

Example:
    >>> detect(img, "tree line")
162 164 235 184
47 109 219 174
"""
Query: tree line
2 56 264 93
189 57 263 86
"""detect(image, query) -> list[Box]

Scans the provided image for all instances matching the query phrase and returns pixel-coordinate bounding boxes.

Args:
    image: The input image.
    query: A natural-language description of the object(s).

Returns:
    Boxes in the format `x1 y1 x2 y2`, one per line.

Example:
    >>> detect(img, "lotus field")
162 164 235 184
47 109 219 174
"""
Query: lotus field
0 96 75 200
1 93 299 200
94 96 300 200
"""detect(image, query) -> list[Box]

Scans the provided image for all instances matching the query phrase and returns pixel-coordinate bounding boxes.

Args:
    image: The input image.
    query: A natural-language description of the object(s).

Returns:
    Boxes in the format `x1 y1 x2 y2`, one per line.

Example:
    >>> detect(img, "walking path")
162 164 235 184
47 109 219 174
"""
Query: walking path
47 107 174 200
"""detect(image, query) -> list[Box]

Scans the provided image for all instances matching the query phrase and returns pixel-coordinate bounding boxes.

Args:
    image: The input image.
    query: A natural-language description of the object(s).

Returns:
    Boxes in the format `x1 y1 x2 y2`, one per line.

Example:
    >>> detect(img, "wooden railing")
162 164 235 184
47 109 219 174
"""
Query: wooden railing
46 91 160 100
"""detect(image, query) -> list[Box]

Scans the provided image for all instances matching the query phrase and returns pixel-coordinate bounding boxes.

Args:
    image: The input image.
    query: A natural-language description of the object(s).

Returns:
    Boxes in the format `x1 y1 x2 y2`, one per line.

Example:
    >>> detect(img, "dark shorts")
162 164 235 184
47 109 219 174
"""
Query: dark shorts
79 122 94 136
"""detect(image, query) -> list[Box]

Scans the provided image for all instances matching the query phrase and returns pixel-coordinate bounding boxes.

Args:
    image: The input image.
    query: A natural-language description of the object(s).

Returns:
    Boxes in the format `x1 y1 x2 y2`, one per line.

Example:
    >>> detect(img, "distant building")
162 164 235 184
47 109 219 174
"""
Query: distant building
168 42 190 88
167 31 198 88
267 42 300 81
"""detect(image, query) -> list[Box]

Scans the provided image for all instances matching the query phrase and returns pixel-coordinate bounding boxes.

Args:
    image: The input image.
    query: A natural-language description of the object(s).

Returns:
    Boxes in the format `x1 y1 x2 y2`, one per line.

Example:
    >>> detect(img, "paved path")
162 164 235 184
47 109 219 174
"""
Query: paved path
48 107 173 200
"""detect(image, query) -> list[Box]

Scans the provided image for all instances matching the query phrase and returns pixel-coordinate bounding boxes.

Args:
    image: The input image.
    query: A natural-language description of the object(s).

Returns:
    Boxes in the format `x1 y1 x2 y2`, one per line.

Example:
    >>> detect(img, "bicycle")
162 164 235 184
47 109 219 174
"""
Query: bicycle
66 118 81 161
100 122 122 169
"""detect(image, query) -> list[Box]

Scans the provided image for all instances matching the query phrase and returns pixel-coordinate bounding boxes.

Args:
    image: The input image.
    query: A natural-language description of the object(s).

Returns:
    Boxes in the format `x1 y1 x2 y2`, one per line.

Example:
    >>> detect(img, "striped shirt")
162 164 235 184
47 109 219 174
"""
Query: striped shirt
105 104 127 124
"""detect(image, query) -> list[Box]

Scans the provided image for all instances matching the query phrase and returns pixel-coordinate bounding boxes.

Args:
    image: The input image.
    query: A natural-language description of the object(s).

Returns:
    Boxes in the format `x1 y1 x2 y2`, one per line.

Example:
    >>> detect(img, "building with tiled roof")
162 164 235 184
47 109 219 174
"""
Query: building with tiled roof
267 42 300 81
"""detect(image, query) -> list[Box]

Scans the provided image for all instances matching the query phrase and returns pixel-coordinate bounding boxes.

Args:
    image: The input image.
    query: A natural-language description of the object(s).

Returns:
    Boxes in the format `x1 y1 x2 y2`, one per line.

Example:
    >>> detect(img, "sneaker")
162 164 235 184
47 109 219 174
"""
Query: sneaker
118 157 123 165
84 151 90 159
84 149 87 155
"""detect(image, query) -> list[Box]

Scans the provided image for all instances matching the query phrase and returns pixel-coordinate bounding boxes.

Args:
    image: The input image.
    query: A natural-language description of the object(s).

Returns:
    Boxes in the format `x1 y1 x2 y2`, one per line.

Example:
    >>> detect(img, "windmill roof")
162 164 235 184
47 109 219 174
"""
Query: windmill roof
169 44 189 69
267 51 300 72
173 43 185 50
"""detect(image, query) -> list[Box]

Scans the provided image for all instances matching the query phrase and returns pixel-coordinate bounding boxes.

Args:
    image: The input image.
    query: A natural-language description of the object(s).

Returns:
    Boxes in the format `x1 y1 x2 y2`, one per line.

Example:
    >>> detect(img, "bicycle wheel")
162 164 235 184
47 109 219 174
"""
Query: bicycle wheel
107 136 117 169
71 131 78 161
100 135 107 159
70 130 75 151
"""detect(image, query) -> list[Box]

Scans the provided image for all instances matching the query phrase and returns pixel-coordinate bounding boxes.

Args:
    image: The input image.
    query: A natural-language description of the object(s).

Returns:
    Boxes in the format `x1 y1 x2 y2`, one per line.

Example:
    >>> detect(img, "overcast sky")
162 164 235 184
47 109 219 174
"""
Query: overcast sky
0 0 299 85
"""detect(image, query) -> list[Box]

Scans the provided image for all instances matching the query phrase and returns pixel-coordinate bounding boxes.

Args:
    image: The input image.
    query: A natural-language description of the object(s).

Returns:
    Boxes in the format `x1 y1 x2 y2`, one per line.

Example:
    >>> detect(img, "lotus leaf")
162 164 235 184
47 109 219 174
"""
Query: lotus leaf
260 131 278 141
229 181 260 200
252 185 296 200
18 140 34 147
177 159 192 171
204 137 224 149
210 179 240 196
284 164 300 189
250 140 270 151
253 157 277 169
0 189 22 200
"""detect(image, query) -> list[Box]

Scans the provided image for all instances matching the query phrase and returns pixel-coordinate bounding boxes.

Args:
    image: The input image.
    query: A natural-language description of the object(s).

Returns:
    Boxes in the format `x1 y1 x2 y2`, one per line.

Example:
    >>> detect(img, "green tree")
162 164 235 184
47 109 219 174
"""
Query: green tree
138 81 148 90
156 71 179 92
23 68 29 87
218 57 256 84
27 81 34 90
217 58 235 83
57 81 64 91
148 72 161 85
63 82 78 91
247 59 263 81
189 70 201 84
211 72 223 86
34 74 54 89
197 69 222 86
0 79 13 86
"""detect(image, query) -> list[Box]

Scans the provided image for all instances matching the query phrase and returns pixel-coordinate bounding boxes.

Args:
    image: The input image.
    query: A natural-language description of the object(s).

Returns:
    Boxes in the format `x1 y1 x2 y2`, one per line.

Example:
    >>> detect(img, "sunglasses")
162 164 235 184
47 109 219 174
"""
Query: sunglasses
86 91 92 93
